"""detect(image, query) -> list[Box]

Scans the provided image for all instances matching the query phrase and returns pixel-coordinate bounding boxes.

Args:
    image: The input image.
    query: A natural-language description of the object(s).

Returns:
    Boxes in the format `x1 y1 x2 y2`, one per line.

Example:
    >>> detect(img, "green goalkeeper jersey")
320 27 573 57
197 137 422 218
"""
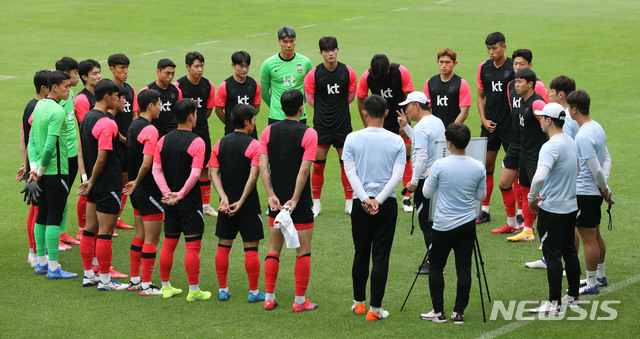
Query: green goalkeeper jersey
29 98 68 175
259 52 313 120
59 88 78 157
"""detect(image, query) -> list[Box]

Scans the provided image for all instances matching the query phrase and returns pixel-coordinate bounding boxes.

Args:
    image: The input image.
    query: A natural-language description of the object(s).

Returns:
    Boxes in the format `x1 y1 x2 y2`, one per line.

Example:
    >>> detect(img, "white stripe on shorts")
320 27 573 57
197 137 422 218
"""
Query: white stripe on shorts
149 196 164 213
111 191 121 206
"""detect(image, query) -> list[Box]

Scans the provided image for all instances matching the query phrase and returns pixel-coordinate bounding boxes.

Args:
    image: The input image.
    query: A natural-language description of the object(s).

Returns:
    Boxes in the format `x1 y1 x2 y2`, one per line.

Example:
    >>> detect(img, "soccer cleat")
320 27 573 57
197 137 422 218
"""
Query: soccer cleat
76 230 83 240
402 198 413 213
187 289 212 302
60 234 81 245
116 220 134 229
112 230 119 237
580 277 608 287
109 267 128 279
561 294 580 309
292 299 318 312
59 241 71 251
162 285 183 299
366 308 389 321
525 257 547 269
476 211 491 224
218 290 230 301
264 299 278 310
34 263 49 275
420 310 446 323
451 312 464 324
415 261 429 275
507 230 535 242
127 281 141 291
538 245 542 251
491 224 519 234
139 284 163 296
528 301 563 315
203 205 218 217
312 200 321 217
351 303 366 314
579 285 599 295
47 267 78 279
82 274 100 287
248 291 265 303
28 255 36 268
516 214 525 227
98 279 128 291
344 200 352 215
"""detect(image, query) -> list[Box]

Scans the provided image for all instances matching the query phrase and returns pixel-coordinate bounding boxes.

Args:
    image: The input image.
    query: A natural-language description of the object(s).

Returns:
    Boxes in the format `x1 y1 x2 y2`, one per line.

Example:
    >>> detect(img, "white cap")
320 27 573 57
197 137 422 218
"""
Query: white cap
398 91 429 106
534 102 565 120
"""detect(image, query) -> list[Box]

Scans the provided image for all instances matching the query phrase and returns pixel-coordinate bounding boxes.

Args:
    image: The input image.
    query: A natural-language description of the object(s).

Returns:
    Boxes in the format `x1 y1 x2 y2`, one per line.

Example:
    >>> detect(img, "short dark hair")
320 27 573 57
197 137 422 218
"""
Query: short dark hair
549 76 576 96
319 36 338 51
549 116 565 129
231 51 251 66
512 49 533 63
437 48 457 62
34 70 51 94
231 104 257 129
94 79 120 102
370 54 390 81
185 52 204 66
418 102 430 111
157 58 176 70
107 53 130 67
281 89 304 117
55 57 78 73
445 123 471 150
78 59 101 85
137 89 161 112
48 71 70 90
363 95 387 118
566 90 590 116
485 32 506 46
173 99 197 124
515 68 537 85
277 25 296 40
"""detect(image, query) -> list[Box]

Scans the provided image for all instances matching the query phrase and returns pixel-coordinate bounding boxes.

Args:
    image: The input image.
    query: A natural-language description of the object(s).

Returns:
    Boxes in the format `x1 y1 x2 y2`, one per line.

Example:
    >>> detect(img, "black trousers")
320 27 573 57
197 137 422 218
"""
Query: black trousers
537 208 580 302
414 179 433 250
351 198 397 307
428 220 475 314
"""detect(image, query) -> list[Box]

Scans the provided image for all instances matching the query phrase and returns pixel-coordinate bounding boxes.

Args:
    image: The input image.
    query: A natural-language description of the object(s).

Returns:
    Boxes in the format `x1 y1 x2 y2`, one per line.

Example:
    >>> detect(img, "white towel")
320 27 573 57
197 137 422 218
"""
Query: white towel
273 206 300 249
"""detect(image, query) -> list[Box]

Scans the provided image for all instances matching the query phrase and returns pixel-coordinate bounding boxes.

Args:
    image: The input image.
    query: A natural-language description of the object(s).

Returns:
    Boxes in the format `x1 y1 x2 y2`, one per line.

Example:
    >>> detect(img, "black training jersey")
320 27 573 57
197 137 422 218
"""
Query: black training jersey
517 93 547 163
424 74 472 127
304 62 357 131
478 58 514 129
22 98 38 146
140 82 182 137
80 109 122 194
114 82 137 137
127 117 161 197
216 76 261 136
174 76 215 138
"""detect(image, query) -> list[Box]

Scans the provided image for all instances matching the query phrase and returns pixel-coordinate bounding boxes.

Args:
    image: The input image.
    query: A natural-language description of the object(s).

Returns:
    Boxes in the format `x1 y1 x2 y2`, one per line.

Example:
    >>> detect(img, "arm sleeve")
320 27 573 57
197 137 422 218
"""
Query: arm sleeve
423 184 436 199
375 162 404 204
475 186 487 201
459 79 472 107
603 146 612 180
215 81 227 107
177 167 202 200
585 157 608 190
207 80 216 109
259 61 271 107
356 71 370 99
152 162 171 196
343 161 369 202
303 68 316 94
399 65 414 92
402 124 414 142
527 166 550 201
410 148 428 186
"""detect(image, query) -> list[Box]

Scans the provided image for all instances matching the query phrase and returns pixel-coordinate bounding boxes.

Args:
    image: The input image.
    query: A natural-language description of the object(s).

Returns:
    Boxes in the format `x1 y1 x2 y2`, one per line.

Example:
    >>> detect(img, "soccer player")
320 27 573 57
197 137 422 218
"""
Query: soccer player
18 70 50 266
27 70 78 279
174 52 218 217
423 48 472 127
304 36 357 217
108 53 139 230
419 123 486 324
152 99 210 301
259 25 313 125
396 91 445 275
476 32 515 224
343 94 405 321
526 102 580 315
123 89 164 296
210 104 264 303
141 58 183 136
357 54 415 212
215 51 261 138
492 48 549 234
259 89 318 311
78 79 128 290
567 90 613 295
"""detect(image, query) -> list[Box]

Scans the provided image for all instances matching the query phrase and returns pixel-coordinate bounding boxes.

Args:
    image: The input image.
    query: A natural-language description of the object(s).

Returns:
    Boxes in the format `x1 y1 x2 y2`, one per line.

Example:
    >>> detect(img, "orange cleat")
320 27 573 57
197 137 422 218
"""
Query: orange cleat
116 220 134 229
61 233 81 245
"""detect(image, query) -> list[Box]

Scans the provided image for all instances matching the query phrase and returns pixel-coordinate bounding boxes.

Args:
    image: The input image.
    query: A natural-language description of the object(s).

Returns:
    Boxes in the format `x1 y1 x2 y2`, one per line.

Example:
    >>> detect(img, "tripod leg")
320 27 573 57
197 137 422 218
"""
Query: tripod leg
475 236 492 303
473 243 486 323
400 249 429 311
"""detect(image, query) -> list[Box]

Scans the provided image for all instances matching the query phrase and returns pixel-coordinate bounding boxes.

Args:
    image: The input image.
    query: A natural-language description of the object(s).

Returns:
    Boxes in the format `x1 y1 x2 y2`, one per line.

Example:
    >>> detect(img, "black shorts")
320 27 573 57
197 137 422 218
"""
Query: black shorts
203 135 212 167
68 156 78 188
502 144 521 170
164 209 205 236
315 128 350 149
87 189 122 214
518 160 537 187
130 193 164 216
481 126 511 152
216 210 264 242
576 195 603 228
36 174 70 226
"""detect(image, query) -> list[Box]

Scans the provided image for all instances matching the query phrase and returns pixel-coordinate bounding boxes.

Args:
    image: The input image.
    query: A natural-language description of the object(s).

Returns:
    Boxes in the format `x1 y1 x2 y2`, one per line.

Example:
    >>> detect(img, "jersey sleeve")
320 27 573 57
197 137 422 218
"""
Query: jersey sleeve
93 118 117 151
246 139 261 167
301 128 318 161
74 94 90 123
477 61 485 90
576 134 597 159
138 125 159 156
259 60 272 106
459 79 472 107
259 125 271 155
532 100 546 123
399 65 414 92
139 85 150 96
174 84 183 100
356 70 370 99
209 139 221 168
425 160 441 189
341 134 354 162
303 67 317 95
153 136 165 164
207 80 216 109
535 81 550 104
347 65 358 92
131 85 139 112
254 81 262 105
537 143 558 170
423 79 432 106
216 81 227 108
304 57 313 74
187 137 206 169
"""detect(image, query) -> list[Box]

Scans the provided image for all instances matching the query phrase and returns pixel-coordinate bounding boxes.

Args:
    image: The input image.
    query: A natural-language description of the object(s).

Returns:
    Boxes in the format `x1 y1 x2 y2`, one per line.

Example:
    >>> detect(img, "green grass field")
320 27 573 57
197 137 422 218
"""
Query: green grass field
1 0 639 337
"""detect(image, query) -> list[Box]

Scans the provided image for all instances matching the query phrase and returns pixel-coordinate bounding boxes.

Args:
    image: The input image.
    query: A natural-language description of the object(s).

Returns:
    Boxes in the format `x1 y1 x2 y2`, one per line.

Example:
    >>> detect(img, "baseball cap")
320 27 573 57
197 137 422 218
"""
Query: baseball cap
277 25 296 40
534 102 566 120
398 91 429 106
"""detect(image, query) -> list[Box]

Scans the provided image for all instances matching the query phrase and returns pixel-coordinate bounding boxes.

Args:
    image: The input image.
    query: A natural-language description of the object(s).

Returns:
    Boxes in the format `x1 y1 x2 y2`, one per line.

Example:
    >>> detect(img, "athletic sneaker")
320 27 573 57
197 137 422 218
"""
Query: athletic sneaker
579 285 599 295
47 267 78 279
264 299 278 310
402 198 413 213
292 299 318 312
162 284 183 299
476 211 490 224
344 200 352 215
82 274 100 287
580 277 608 287
187 289 212 302
366 308 389 321
491 224 519 234
218 290 230 301
313 200 321 217
60 234 80 245
127 281 141 291
451 312 464 324
116 220 134 230
28 255 36 268
34 263 48 275
525 257 547 269
98 279 128 291
507 230 535 242
516 214 525 227
351 303 366 314
528 301 563 315
248 291 265 303
415 261 429 275
420 310 446 323
139 284 163 296
561 294 580 309
59 241 71 251
203 205 218 217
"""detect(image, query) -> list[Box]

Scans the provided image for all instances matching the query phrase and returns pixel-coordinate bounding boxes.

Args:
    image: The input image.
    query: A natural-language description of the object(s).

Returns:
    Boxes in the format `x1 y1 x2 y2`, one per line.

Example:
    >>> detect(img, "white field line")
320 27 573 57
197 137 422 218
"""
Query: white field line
391 7 409 12
0 75 16 81
343 16 364 21
298 24 318 28
248 32 270 37
195 40 221 46
437 0 452 4
141 50 165 56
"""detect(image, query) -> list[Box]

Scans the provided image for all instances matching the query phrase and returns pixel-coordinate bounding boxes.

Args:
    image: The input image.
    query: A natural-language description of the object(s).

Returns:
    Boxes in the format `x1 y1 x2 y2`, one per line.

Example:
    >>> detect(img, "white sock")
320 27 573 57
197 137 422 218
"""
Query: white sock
219 287 229 293
29 248 35 255
370 306 381 314
482 205 490 213
403 196 410 201
117 217 121 221
294 295 306 305
507 216 517 228
353 300 364 305
37 255 47 266
586 270 597 288
49 260 59 271
250 289 259 296
92 257 98 266
203 204 211 210
265 292 276 302
130 276 141 284
524 226 533 232
345 199 352 204
313 199 321 205
161 280 170 288
100 272 111 284
141 281 151 289
597 262 606 278
517 208 523 216
189 284 199 292
84 269 94 277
